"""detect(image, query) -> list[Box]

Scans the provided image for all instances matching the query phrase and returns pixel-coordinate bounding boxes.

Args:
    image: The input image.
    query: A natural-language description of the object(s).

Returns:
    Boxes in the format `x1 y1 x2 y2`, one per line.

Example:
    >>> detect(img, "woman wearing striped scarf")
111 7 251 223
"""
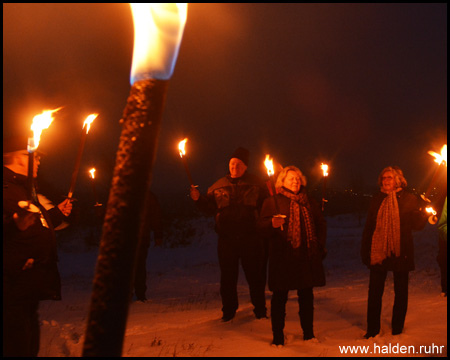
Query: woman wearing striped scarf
258 166 327 347
361 166 428 339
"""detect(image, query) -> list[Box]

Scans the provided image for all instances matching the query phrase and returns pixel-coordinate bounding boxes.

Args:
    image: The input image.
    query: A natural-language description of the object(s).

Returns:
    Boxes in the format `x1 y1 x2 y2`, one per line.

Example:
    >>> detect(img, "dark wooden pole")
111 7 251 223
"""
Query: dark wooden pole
82 79 168 357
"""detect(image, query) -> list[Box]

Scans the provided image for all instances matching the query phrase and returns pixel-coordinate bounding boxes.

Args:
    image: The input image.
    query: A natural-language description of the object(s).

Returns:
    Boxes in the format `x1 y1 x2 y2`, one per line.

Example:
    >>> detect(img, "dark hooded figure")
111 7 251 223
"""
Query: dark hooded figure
190 147 269 321
257 165 327 347
3 136 73 357
361 166 428 339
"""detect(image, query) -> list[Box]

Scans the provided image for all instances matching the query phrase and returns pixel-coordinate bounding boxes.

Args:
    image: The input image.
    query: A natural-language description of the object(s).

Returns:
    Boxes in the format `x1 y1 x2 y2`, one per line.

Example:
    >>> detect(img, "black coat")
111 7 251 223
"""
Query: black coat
361 189 428 272
3 167 65 302
258 187 327 291
195 172 269 237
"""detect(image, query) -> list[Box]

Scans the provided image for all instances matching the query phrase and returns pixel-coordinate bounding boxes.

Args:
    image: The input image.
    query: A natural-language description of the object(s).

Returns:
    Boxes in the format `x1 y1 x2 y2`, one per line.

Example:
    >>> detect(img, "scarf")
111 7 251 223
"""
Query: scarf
370 189 401 265
278 187 317 250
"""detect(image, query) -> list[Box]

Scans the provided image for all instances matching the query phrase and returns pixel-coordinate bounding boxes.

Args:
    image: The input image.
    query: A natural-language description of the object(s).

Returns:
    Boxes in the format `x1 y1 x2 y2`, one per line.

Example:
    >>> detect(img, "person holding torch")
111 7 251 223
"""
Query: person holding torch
3 135 72 357
257 166 327 347
360 166 428 339
189 147 269 322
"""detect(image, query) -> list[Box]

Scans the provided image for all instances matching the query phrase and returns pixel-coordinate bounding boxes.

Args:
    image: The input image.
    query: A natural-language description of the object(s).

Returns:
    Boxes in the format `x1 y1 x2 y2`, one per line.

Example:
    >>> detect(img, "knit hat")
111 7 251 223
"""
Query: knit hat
230 147 249 166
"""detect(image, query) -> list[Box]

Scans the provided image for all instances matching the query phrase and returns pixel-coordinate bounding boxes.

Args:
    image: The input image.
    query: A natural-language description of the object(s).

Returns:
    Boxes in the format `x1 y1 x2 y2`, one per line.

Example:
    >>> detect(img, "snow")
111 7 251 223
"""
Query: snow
38 213 447 357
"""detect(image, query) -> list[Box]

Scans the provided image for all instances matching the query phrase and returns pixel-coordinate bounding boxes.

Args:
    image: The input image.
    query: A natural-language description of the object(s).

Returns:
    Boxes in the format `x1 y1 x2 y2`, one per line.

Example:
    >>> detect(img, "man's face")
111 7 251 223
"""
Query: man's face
229 158 247 178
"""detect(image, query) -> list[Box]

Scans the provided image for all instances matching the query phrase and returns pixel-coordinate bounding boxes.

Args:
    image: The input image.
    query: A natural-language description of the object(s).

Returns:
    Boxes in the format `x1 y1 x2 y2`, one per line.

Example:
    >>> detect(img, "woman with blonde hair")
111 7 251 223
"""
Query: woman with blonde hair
361 166 428 338
258 166 327 347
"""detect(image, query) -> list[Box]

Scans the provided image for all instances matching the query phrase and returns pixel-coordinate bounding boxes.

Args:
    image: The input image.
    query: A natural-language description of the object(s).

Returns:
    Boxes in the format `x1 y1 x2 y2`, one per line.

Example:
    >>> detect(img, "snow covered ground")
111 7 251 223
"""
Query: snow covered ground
38 213 446 357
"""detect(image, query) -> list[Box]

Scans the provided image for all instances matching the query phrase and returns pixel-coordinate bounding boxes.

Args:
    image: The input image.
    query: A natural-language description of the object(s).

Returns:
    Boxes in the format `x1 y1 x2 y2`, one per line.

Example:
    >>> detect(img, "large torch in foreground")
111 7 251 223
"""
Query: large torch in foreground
83 4 187 357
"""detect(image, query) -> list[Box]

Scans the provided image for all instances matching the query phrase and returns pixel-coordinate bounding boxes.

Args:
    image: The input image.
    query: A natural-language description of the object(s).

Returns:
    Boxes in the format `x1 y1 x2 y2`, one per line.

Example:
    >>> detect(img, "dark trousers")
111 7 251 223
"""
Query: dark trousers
3 299 40 357
366 269 409 335
217 234 266 316
271 288 314 338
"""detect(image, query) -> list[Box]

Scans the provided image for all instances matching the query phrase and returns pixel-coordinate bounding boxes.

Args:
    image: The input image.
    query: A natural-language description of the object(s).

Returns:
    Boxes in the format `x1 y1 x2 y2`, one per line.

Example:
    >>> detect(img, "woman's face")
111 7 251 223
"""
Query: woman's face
381 170 396 192
283 170 301 193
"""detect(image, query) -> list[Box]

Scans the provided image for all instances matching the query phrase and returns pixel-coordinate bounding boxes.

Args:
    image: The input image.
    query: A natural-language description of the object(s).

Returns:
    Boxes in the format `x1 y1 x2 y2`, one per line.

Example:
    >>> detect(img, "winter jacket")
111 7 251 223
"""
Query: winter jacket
195 172 269 236
3 166 65 301
361 189 428 272
258 187 327 291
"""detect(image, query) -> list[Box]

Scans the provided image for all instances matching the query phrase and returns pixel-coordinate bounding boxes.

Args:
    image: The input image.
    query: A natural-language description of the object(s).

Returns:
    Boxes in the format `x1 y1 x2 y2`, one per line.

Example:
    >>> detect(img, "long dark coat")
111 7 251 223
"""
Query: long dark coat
361 189 428 272
3 167 65 302
258 187 327 291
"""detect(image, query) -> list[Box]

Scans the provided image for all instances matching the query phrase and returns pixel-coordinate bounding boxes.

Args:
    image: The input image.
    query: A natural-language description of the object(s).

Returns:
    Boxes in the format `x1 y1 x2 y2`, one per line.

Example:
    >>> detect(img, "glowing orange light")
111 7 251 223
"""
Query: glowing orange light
83 114 98 134
320 163 329 177
425 206 437 216
89 168 96 179
428 145 447 166
264 154 275 177
130 3 188 83
28 108 60 152
178 138 188 157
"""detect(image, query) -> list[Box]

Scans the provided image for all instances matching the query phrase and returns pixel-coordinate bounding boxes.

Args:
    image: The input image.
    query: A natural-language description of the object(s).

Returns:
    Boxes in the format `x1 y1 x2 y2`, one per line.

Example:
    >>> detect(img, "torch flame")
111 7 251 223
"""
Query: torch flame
83 114 98 134
425 206 437 216
178 138 188 157
264 154 274 177
320 163 329 177
428 145 447 166
28 108 60 152
130 3 188 84
89 168 96 179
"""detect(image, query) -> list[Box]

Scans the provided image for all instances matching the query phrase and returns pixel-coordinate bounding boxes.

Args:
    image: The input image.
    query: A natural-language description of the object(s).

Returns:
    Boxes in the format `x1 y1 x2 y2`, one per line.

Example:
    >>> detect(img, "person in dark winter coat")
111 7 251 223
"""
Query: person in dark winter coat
258 166 327 347
190 147 269 321
361 166 428 339
3 137 73 357
134 190 163 302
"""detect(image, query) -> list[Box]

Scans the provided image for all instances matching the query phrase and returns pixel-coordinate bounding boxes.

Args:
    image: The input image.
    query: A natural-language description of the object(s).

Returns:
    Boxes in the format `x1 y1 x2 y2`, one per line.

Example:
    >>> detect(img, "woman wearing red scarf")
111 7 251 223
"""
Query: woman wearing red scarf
258 166 327 347
361 166 428 339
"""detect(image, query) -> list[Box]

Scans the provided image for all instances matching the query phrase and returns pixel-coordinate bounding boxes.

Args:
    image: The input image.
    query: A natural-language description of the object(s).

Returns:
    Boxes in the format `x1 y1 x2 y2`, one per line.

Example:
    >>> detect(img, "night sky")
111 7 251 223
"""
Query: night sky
3 3 447 202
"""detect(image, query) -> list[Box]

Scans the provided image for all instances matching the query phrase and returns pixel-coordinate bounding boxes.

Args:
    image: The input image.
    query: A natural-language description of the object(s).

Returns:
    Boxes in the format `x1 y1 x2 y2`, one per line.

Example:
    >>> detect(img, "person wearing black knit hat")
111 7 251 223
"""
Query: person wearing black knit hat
190 147 269 321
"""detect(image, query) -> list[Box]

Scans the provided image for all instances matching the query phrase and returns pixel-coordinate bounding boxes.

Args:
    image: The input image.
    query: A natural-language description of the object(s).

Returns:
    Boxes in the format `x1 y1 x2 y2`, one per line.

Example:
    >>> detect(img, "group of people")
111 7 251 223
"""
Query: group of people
3 139 446 355
189 147 444 347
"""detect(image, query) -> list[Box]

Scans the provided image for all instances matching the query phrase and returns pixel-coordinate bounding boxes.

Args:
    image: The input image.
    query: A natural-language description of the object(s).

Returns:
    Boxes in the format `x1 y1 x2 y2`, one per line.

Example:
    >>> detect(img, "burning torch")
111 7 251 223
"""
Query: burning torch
88 168 101 207
422 144 447 202
178 138 196 186
320 163 329 212
83 4 187 357
67 114 98 200
27 109 60 202
264 154 285 230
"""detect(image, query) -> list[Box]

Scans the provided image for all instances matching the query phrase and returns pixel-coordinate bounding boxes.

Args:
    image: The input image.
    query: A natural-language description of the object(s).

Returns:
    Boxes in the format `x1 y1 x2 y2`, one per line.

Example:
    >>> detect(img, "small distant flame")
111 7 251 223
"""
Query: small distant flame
178 138 188 157
425 206 437 216
89 168 96 179
428 145 447 166
28 108 61 152
321 163 329 177
83 114 98 134
264 154 274 177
